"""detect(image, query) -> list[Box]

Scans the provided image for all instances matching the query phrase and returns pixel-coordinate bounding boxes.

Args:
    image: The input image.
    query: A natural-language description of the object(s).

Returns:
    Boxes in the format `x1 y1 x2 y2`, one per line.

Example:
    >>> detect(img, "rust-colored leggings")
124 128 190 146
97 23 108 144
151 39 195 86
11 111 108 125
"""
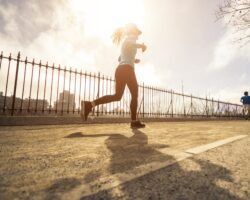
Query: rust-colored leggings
94 65 138 120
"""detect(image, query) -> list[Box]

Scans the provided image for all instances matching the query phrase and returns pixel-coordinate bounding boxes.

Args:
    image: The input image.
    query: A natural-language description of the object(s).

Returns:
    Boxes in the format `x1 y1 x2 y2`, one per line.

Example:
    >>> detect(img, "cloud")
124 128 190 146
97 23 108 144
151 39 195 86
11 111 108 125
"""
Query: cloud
208 25 250 71
0 0 118 73
208 30 237 70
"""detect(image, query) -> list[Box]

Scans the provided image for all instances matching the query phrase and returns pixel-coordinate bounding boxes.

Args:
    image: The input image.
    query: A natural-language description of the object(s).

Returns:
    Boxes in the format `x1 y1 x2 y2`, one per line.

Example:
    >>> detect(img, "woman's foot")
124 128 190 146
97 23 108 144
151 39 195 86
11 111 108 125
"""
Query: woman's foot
81 101 93 121
130 120 146 129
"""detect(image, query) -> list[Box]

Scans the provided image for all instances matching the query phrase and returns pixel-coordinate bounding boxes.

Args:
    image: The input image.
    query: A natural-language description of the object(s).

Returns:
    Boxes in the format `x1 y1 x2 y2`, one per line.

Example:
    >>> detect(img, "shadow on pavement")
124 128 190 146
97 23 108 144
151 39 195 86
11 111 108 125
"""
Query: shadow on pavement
46 129 240 200
45 178 81 200
105 129 172 174
82 157 241 200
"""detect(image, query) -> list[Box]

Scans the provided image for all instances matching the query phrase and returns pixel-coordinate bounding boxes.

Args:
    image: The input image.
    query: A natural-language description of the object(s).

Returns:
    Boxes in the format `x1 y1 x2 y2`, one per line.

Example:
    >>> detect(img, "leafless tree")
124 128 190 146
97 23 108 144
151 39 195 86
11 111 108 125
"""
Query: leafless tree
216 0 250 45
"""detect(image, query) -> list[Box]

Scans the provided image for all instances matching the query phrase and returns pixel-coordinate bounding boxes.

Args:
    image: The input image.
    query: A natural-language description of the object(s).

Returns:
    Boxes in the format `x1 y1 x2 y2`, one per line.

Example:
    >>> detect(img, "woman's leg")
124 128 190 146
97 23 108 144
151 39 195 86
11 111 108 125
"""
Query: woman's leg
81 66 126 121
94 66 126 106
126 69 145 128
81 65 131 121
126 68 138 121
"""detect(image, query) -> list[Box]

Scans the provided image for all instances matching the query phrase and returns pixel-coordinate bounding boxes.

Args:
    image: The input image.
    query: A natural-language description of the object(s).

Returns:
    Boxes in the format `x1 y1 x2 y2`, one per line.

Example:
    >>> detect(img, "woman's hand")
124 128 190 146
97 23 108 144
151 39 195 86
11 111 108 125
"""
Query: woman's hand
135 59 140 64
141 43 147 52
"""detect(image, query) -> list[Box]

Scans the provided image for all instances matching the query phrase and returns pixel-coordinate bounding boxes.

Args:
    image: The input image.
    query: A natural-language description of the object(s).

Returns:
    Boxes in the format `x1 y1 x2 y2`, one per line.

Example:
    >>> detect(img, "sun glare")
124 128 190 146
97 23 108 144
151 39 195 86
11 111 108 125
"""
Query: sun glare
70 0 145 45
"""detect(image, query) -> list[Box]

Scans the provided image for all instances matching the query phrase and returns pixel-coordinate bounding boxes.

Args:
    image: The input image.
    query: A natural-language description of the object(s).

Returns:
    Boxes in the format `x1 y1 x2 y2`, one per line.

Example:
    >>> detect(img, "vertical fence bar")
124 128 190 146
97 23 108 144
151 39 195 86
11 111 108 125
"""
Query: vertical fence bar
235 105 238 118
78 69 82 114
149 87 152 116
67 67 72 114
83 71 87 102
49 63 54 113
182 92 185 117
11 52 21 116
35 60 42 113
55 65 60 114
148 86 152 117
93 73 96 100
148 87 150 116
152 87 154 116
171 90 174 118
217 100 220 118
102 75 105 115
3 53 12 113
96 72 100 117
105 76 109 114
142 83 145 118
20 57 28 113
211 98 214 117
0 51 3 70
191 94 193 118
42 62 48 113
92 73 96 115
73 68 77 114
205 96 208 118
61 66 66 115
88 72 91 101
28 59 35 113
109 77 112 115
164 89 166 117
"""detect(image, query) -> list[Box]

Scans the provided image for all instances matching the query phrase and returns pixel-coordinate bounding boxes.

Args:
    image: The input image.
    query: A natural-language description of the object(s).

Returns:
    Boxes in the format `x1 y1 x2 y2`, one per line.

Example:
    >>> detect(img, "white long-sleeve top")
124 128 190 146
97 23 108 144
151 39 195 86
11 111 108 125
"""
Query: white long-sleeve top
118 35 141 68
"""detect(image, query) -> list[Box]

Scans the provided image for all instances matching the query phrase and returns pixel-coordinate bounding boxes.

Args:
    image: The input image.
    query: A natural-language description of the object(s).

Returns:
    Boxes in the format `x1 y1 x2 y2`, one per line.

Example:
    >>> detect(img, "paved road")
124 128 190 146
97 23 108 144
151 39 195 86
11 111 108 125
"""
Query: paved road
0 120 249 200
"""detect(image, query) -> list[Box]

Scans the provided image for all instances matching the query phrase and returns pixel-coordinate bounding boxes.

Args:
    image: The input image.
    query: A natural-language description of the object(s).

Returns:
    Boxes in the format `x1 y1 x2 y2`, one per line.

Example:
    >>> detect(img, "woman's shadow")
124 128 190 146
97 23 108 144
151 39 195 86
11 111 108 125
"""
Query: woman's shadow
65 129 173 175
105 129 173 174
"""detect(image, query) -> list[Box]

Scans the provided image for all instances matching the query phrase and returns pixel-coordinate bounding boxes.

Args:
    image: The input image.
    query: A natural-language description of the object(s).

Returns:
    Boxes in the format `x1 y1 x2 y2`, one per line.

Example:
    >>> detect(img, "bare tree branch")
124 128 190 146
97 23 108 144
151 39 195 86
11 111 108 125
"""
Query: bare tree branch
216 0 250 45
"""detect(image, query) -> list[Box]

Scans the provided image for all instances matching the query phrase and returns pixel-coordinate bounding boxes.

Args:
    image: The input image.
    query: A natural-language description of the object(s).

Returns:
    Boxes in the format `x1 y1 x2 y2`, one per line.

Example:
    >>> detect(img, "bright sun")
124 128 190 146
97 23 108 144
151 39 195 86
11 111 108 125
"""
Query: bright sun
68 0 156 85
70 0 145 45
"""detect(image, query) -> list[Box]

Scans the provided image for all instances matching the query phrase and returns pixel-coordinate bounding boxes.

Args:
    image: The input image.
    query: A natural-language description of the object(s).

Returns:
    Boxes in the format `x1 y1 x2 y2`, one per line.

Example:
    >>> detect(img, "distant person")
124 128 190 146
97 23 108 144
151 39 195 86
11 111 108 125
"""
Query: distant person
240 91 250 119
81 23 147 128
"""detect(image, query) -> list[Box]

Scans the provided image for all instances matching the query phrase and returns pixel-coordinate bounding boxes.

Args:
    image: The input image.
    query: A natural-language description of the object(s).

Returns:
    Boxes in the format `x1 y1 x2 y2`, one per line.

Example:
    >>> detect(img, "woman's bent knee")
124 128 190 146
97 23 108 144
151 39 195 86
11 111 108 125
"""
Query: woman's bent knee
113 94 123 101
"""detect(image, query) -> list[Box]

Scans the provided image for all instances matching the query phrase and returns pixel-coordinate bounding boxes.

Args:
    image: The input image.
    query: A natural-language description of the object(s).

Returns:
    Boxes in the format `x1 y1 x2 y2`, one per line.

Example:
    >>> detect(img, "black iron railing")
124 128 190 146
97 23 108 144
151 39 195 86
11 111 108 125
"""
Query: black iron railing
0 52 242 118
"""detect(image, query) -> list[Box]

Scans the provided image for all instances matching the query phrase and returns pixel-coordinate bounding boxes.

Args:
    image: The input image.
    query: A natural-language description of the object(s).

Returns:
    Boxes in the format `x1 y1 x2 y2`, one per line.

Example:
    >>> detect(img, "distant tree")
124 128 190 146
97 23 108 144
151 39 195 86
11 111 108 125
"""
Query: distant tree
216 0 250 45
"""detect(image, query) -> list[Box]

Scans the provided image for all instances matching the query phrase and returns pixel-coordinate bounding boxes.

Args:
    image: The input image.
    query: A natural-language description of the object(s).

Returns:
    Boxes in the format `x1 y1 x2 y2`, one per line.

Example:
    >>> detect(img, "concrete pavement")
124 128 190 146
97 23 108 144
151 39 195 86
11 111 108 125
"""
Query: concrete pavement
0 120 249 200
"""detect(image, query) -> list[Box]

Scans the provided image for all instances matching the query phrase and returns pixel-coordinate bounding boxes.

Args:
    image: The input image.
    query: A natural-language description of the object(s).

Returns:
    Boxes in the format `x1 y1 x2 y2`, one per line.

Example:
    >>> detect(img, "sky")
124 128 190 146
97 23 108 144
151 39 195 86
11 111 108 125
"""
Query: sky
0 0 249 104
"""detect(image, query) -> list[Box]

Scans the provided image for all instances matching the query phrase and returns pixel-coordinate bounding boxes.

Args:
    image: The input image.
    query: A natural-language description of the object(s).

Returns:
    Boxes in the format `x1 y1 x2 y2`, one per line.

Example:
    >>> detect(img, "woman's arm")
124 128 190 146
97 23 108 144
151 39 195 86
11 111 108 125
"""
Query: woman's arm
135 59 140 63
136 43 147 52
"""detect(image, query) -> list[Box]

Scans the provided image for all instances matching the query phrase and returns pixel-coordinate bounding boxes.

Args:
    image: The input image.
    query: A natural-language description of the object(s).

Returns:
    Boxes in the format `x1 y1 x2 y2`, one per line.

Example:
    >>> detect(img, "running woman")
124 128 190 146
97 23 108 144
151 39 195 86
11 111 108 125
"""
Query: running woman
240 91 250 120
81 23 147 128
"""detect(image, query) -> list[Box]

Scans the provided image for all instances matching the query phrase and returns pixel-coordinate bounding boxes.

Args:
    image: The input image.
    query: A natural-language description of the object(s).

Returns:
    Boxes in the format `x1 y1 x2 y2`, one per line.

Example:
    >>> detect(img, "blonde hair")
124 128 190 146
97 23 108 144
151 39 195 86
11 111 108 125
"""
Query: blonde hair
112 27 126 45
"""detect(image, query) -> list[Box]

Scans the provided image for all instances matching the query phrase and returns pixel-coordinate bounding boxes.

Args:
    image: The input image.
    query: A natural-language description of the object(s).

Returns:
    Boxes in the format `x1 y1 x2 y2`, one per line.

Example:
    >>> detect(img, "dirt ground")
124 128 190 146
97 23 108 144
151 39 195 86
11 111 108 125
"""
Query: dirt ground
0 120 249 200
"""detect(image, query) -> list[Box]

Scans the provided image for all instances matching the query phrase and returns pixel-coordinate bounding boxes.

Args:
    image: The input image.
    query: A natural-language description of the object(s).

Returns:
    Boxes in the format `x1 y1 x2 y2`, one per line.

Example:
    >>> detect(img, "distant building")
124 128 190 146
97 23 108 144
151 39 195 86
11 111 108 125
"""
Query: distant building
54 90 76 113
21 98 49 112
0 91 49 114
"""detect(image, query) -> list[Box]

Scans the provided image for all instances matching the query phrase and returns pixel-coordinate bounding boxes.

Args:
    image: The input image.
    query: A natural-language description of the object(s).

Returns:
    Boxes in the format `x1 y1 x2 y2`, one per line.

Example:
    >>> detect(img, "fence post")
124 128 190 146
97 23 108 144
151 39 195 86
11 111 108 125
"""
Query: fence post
11 52 21 116
191 94 193 118
97 72 100 117
171 90 174 118
211 98 214 117
218 100 220 118
0 51 3 70
142 82 145 118
235 105 237 118
205 96 208 118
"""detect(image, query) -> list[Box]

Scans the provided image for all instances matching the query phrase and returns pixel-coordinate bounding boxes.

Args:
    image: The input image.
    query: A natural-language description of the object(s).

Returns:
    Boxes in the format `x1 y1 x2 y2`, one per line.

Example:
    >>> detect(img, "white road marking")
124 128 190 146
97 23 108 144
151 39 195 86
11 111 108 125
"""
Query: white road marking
185 135 248 154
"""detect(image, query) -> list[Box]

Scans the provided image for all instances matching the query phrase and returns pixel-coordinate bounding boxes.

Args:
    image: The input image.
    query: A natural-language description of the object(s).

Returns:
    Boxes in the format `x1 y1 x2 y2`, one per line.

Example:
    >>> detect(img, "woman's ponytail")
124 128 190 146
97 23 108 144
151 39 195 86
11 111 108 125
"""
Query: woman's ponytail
112 27 125 45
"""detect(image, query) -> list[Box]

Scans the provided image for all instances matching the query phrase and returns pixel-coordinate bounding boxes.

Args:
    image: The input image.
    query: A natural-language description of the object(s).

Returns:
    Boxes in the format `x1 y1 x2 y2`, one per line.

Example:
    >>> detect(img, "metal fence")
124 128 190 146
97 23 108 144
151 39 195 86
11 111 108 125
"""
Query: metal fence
0 52 243 118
